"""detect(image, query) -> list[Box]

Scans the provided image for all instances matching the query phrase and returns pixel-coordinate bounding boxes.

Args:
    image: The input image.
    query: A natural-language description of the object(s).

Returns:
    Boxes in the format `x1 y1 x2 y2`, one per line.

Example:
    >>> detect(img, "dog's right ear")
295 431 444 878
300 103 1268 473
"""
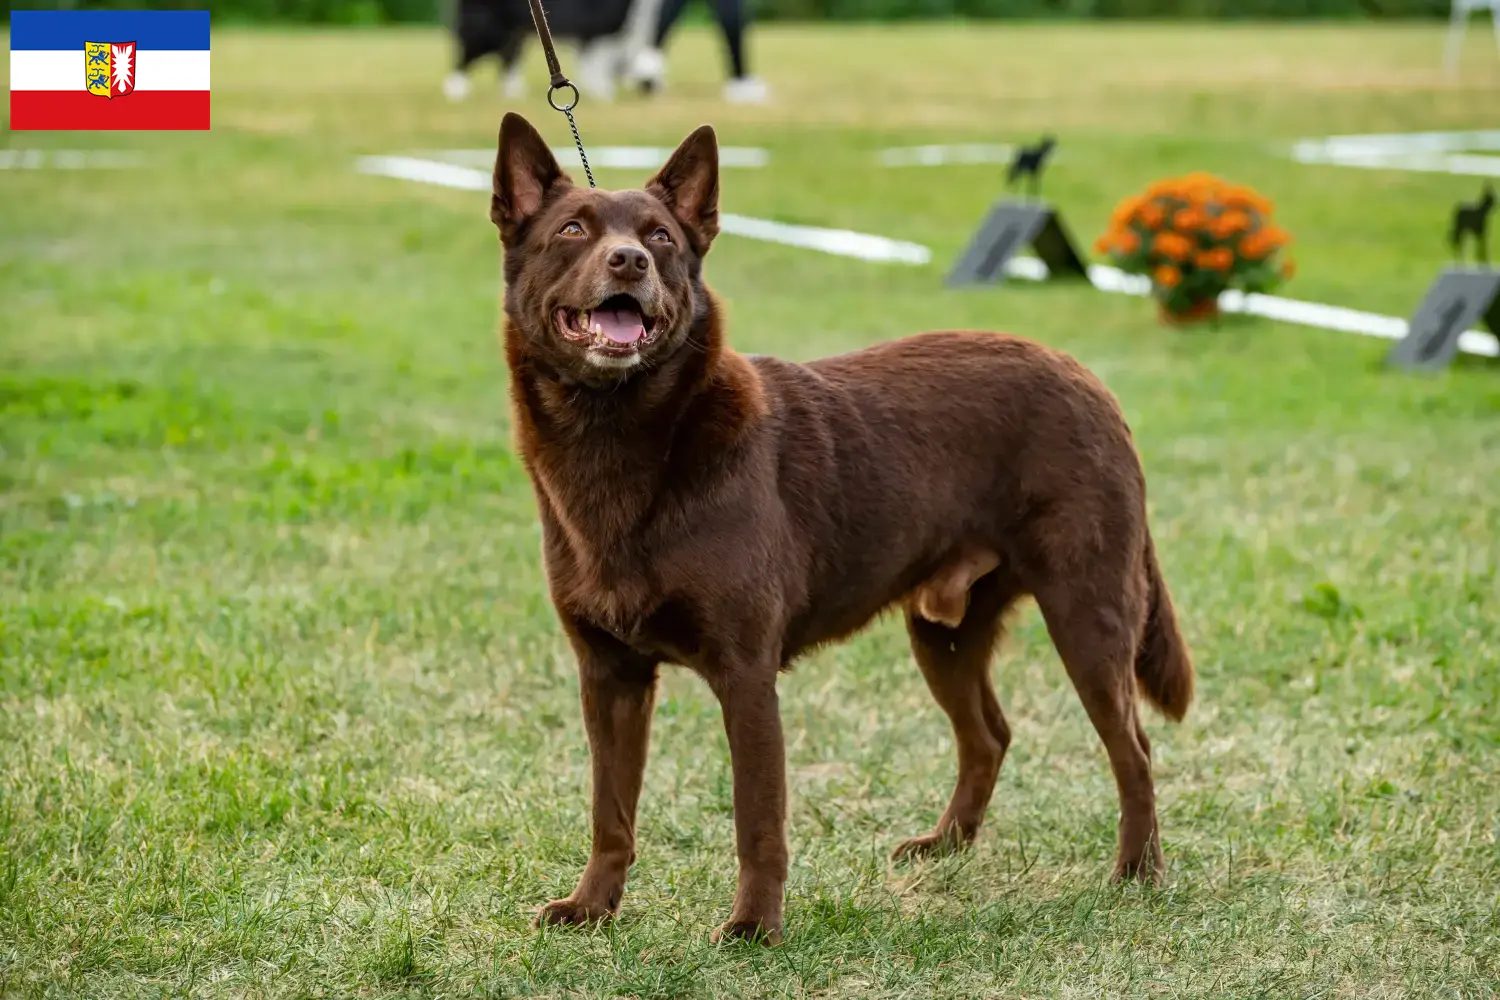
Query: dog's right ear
492 113 570 242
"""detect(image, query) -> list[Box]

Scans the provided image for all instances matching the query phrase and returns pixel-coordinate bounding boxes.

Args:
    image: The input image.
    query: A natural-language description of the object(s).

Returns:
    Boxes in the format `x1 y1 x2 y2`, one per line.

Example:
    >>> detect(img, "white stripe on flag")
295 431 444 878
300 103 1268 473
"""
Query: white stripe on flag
137 51 209 91
9 50 210 92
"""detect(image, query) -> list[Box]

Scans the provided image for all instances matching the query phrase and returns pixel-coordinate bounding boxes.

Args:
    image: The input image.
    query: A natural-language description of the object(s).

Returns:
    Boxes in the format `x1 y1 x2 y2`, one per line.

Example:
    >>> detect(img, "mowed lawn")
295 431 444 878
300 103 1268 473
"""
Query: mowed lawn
3 20 1500 998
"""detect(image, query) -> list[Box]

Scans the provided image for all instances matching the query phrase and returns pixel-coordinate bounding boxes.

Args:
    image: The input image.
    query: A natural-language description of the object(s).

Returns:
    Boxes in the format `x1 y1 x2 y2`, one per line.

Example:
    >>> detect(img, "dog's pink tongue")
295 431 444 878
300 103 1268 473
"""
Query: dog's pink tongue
594 308 645 344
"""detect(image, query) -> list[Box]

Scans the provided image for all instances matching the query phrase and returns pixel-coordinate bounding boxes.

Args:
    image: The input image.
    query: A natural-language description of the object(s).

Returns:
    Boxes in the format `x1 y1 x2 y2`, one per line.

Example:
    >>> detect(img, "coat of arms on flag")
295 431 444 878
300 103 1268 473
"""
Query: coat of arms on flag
85 42 137 100
9 11 209 130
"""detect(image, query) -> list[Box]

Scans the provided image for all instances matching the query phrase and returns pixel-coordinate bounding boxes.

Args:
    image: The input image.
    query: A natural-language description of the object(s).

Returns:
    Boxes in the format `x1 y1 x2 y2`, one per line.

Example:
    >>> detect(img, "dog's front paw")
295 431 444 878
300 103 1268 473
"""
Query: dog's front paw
710 917 782 946
889 830 964 863
1110 854 1165 886
535 896 614 929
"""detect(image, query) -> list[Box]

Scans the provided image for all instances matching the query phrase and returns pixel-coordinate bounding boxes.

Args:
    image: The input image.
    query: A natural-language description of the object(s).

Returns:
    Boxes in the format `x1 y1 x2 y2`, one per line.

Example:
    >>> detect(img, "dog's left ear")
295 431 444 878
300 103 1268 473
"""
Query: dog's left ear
492 112 570 243
646 125 719 251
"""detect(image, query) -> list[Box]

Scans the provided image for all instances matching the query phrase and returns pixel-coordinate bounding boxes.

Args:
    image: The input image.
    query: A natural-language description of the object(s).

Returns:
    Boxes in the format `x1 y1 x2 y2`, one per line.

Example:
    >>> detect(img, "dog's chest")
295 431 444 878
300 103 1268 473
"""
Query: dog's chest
562 572 706 665
541 513 707 664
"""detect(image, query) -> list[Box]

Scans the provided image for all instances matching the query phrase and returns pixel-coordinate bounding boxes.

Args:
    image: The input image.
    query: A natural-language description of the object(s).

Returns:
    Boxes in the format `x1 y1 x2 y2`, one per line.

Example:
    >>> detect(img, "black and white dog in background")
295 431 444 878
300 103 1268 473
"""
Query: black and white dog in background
444 0 767 104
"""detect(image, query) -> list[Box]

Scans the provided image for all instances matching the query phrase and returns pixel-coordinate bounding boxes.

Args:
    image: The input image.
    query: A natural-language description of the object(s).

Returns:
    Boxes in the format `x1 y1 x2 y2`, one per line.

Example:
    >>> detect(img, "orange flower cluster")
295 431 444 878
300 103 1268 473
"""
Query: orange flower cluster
1239 225 1291 260
1152 231 1194 260
1093 171 1295 302
1213 210 1252 238
1195 247 1234 271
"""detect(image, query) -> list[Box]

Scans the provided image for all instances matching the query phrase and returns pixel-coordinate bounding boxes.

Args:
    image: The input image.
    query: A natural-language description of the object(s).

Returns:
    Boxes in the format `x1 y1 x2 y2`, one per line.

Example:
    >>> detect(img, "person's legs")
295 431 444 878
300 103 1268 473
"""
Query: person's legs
708 0 747 79
709 0 770 103
653 0 694 48
629 0 768 102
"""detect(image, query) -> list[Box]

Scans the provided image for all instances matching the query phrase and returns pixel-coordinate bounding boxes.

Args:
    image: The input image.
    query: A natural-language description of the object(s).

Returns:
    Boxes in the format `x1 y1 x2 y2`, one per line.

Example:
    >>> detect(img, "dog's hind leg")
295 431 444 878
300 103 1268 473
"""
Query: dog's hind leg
892 568 1020 861
1032 564 1164 883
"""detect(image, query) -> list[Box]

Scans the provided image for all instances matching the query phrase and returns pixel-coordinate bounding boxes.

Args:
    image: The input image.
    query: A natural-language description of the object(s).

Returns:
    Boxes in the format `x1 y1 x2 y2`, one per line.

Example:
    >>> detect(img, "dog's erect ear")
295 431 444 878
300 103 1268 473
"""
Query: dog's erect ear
492 112 570 241
646 125 719 251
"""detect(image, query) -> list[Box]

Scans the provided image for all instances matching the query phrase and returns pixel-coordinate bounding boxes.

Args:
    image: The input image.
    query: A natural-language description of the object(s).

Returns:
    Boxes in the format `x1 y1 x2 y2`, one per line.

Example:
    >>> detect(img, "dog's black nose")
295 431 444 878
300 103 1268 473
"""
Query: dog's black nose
607 245 650 277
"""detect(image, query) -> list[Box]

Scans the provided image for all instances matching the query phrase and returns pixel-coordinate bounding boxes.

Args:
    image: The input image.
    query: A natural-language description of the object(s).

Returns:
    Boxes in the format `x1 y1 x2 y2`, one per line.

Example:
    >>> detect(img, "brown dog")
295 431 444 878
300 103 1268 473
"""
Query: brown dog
491 112 1194 945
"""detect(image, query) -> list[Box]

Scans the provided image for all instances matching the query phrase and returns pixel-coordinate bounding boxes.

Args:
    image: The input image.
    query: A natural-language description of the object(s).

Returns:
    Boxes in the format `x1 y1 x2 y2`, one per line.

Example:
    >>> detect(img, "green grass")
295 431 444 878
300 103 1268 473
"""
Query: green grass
3 20 1500 998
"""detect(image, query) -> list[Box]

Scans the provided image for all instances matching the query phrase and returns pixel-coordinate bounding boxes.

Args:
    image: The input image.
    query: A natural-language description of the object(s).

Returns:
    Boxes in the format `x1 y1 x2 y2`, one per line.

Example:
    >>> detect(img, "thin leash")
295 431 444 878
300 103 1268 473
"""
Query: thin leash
525 0 596 189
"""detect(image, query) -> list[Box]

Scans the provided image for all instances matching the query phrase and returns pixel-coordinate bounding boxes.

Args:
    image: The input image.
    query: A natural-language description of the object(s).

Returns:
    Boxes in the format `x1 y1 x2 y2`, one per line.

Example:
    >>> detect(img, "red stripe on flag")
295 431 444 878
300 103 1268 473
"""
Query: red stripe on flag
10 91 210 131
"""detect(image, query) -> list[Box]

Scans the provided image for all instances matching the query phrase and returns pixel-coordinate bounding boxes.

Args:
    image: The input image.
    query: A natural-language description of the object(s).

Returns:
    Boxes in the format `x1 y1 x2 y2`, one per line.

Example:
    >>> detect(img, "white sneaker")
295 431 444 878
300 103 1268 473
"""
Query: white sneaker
442 71 472 102
502 66 527 100
626 46 666 94
723 75 770 105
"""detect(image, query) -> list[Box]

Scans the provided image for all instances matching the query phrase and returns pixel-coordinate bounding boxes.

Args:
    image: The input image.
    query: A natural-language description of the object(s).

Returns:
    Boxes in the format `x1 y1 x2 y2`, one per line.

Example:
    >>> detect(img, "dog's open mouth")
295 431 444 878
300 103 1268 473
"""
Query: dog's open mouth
556 294 660 357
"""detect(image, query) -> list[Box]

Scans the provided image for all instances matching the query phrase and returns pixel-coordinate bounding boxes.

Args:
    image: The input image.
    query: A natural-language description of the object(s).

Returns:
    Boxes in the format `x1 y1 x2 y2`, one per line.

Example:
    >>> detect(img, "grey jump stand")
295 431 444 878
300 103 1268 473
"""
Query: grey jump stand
947 200 1089 287
1387 267 1500 372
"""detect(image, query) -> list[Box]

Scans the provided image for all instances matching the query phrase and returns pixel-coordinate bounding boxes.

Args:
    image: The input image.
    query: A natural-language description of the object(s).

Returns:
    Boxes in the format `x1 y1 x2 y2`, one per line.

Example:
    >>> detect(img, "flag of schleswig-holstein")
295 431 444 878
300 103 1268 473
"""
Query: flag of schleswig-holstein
10 10 210 130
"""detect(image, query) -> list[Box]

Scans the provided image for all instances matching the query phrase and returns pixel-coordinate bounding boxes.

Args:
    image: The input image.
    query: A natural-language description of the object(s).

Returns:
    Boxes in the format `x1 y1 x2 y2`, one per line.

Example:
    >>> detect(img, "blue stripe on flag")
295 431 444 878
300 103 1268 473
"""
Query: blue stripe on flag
9 10 210 51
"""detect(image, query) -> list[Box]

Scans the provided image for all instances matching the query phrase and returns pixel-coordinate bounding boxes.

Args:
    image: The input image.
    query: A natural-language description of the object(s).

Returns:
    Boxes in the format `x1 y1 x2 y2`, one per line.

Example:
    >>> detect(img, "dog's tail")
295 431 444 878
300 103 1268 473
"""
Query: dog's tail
1134 531 1194 721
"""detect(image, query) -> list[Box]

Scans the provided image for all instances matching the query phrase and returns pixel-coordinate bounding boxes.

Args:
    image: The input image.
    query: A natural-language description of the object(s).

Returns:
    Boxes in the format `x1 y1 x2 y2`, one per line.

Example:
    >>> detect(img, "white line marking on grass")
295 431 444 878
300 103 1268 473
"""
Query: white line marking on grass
716 214 931 264
1004 258 1499 358
355 154 1496 356
1290 130 1500 178
1309 130 1500 154
354 155 929 265
878 144 1015 168
0 149 143 170
357 155 490 192
428 146 769 171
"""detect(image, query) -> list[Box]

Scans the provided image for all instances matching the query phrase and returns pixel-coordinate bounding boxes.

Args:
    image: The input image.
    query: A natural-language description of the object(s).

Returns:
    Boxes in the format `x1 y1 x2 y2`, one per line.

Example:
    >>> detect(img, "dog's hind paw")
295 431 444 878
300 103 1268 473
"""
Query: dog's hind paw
889 830 965 863
535 897 613 929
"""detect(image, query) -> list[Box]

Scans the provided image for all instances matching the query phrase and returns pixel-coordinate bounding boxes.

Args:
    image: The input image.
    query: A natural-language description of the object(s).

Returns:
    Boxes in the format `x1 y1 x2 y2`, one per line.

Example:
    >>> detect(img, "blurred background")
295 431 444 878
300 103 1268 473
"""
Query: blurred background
3 1 1499 997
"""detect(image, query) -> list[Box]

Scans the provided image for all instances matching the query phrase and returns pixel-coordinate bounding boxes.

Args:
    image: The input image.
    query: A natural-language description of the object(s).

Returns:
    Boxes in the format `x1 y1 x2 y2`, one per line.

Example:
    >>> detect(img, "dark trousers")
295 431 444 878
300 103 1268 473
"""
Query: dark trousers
654 0 748 79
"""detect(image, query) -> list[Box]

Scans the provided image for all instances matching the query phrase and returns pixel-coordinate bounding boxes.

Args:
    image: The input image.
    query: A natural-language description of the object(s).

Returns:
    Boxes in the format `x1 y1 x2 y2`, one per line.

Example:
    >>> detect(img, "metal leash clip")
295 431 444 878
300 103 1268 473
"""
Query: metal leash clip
527 0 596 189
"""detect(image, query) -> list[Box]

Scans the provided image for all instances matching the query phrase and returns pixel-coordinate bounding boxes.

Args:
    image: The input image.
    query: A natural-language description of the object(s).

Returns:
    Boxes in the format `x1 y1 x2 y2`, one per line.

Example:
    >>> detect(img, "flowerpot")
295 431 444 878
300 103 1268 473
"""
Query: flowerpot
1158 297 1220 325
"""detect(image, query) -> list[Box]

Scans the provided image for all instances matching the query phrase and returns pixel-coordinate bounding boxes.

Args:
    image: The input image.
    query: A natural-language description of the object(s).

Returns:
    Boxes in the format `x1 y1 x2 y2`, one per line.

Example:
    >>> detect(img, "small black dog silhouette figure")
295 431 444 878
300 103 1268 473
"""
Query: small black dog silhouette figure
1006 135 1057 198
1450 183 1495 265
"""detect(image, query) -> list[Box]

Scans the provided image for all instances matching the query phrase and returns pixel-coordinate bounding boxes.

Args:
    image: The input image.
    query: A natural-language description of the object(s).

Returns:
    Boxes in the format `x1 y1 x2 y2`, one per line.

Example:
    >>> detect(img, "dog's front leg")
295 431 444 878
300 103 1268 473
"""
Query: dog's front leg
537 619 658 929
708 671 787 945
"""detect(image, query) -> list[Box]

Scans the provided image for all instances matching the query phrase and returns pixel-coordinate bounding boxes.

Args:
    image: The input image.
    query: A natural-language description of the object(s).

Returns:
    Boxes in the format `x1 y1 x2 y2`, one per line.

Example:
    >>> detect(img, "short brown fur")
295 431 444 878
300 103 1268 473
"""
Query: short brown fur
491 113 1194 945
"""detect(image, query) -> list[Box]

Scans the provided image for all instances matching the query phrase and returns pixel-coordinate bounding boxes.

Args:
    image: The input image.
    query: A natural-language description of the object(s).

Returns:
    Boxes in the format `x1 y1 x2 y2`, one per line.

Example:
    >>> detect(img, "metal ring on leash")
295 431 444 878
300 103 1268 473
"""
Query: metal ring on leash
547 82 579 113
527 0 596 189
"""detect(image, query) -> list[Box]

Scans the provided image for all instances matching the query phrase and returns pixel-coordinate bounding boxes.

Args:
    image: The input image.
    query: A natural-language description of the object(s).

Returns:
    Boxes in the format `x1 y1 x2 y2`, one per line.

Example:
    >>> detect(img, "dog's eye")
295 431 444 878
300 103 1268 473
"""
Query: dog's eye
558 221 585 238
649 227 672 245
